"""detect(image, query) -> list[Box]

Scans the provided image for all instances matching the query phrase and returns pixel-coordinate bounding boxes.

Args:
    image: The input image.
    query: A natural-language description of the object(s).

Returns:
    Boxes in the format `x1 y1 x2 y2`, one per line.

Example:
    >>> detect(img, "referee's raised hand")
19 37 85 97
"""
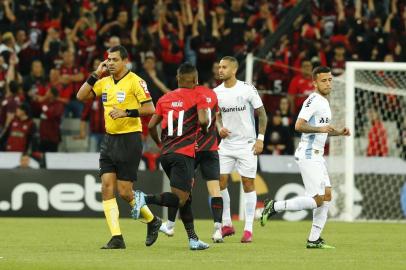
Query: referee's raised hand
109 107 127 119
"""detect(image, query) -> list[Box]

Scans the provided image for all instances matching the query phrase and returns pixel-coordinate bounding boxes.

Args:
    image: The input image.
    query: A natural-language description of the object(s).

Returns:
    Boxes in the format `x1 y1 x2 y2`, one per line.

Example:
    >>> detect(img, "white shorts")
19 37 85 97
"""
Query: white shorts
218 142 257 179
295 158 331 197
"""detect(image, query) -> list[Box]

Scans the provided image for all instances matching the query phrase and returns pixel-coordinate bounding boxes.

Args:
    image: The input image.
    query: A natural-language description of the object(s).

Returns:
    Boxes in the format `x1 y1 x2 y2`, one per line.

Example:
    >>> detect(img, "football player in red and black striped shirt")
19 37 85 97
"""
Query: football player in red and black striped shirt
159 85 224 243
146 63 210 250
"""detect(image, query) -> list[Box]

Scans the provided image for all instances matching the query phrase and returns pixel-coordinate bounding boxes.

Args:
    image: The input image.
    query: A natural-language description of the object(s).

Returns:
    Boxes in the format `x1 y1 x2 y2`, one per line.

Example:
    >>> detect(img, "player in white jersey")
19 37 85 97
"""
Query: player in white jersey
260 66 350 249
214 56 268 243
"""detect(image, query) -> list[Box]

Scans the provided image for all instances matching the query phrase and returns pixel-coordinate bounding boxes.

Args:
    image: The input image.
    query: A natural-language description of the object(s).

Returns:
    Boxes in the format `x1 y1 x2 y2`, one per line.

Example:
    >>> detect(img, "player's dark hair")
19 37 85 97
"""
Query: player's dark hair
312 66 331 80
177 62 197 75
108 45 129 59
221 56 239 69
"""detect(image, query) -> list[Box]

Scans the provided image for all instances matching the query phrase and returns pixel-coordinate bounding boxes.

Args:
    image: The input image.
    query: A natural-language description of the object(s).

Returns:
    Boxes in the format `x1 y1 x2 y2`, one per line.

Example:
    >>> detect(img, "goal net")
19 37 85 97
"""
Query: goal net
330 62 406 221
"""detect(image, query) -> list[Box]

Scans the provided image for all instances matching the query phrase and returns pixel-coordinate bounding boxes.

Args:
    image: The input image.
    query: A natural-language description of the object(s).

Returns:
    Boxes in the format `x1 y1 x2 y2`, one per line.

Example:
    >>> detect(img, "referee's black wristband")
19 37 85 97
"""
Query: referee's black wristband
126 109 140 118
86 74 99 86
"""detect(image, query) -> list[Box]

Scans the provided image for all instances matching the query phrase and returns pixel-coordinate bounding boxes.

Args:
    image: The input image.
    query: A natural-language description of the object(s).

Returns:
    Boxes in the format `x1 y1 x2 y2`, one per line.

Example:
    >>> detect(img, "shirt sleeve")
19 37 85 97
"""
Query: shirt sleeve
93 79 103 96
196 92 210 110
155 99 162 116
134 78 152 104
297 95 317 121
248 85 263 109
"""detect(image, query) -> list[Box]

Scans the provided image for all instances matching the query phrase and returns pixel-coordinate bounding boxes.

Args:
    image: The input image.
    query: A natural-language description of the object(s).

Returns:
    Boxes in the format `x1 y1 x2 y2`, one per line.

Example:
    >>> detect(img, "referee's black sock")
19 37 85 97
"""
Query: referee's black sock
180 197 198 240
211 196 223 224
145 192 179 207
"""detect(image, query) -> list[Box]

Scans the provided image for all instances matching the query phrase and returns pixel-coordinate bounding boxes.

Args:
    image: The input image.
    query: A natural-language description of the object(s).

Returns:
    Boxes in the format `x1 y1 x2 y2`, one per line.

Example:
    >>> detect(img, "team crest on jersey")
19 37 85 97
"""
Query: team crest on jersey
206 97 212 103
102 93 107 103
116 91 126 103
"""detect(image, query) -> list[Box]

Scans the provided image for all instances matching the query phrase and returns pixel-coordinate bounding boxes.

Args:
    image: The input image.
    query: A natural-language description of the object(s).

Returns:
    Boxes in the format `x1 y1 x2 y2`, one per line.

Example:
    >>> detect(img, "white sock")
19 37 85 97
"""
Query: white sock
243 191 257 232
308 201 330 241
274 196 317 211
220 189 232 226
166 220 175 229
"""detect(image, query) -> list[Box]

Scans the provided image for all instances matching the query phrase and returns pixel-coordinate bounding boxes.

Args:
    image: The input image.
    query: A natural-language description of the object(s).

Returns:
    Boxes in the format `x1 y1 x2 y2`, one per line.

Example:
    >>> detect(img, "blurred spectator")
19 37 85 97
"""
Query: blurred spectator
99 10 132 49
16 154 34 169
0 31 15 60
287 59 313 115
39 88 64 152
42 27 64 70
138 55 170 105
158 5 185 89
222 0 251 56
205 61 221 89
328 44 347 76
1 103 35 153
190 5 220 84
264 110 293 155
278 96 294 132
0 81 21 138
130 19 159 72
74 57 104 152
59 49 85 118
23 60 47 102
0 0 16 32
366 108 388 157
78 97 105 152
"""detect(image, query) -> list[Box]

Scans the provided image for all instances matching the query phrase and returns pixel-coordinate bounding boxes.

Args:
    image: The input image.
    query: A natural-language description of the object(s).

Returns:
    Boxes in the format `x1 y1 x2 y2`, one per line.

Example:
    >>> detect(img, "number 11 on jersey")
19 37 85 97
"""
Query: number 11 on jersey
168 110 184 136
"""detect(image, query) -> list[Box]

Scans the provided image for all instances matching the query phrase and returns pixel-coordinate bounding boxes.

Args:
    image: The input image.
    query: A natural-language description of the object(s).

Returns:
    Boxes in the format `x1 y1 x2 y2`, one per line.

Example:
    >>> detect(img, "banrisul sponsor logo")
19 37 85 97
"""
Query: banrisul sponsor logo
221 105 246 113
0 175 102 212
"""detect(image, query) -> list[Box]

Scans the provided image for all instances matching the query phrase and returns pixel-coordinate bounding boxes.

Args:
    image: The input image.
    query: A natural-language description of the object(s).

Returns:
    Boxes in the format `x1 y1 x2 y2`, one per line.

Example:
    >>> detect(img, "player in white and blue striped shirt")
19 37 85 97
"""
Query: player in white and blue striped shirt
261 66 350 249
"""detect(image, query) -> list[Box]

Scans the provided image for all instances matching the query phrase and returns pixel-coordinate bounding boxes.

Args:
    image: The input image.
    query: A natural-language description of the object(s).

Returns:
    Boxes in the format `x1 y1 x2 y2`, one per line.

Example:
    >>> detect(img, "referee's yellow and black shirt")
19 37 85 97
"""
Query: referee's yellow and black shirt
92 71 152 134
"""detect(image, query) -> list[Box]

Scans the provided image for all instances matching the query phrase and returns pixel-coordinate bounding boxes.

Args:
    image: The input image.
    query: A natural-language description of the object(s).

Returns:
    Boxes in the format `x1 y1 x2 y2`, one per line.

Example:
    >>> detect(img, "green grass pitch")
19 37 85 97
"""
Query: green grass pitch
0 218 405 270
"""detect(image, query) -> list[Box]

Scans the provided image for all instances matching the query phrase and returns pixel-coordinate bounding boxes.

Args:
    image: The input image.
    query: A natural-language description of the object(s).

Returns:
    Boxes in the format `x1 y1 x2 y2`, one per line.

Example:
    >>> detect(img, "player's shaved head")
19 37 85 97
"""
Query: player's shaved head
177 62 198 89
221 56 239 70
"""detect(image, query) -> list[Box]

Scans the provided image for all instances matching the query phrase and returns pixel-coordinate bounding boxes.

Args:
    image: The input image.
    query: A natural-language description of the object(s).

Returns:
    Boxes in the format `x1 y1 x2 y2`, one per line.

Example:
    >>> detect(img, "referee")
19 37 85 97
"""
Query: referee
77 45 161 249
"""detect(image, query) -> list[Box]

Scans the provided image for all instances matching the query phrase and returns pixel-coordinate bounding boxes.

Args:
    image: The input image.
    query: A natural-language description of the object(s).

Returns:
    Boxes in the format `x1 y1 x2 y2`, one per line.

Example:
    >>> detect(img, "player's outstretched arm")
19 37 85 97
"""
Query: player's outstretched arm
148 114 163 146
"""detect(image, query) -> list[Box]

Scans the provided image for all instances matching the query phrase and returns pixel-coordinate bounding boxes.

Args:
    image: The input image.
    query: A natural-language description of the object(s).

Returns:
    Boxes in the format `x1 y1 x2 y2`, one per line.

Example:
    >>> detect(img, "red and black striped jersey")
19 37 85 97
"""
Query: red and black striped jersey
156 87 208 157
195 86 218 152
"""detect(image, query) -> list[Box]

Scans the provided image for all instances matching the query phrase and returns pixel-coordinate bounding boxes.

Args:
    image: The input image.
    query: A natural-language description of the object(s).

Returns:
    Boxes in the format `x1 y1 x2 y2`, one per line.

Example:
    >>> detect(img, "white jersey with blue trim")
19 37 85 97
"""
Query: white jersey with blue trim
296 92 331 158
214 80 263 146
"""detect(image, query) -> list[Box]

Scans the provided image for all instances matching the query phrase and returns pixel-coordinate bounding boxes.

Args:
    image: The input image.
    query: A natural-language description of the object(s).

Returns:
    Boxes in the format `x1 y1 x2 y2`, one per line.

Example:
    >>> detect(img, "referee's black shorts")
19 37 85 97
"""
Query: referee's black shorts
195 150 220 181
160 153 195 192
99 132 142 181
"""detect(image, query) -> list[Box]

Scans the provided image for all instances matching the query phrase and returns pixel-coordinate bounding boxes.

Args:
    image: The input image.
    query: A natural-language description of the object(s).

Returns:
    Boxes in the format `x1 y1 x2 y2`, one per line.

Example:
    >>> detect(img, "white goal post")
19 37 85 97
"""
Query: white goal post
340 62 406 221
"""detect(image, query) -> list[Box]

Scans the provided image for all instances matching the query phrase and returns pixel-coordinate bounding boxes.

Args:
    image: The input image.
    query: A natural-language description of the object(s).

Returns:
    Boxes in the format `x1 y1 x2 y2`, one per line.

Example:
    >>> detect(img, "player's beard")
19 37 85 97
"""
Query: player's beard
220 74 231 81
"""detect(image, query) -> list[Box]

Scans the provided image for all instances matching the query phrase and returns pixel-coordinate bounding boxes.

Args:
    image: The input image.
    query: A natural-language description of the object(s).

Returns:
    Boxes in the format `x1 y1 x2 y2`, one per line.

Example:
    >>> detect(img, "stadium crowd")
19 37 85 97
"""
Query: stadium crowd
0 0 405 163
